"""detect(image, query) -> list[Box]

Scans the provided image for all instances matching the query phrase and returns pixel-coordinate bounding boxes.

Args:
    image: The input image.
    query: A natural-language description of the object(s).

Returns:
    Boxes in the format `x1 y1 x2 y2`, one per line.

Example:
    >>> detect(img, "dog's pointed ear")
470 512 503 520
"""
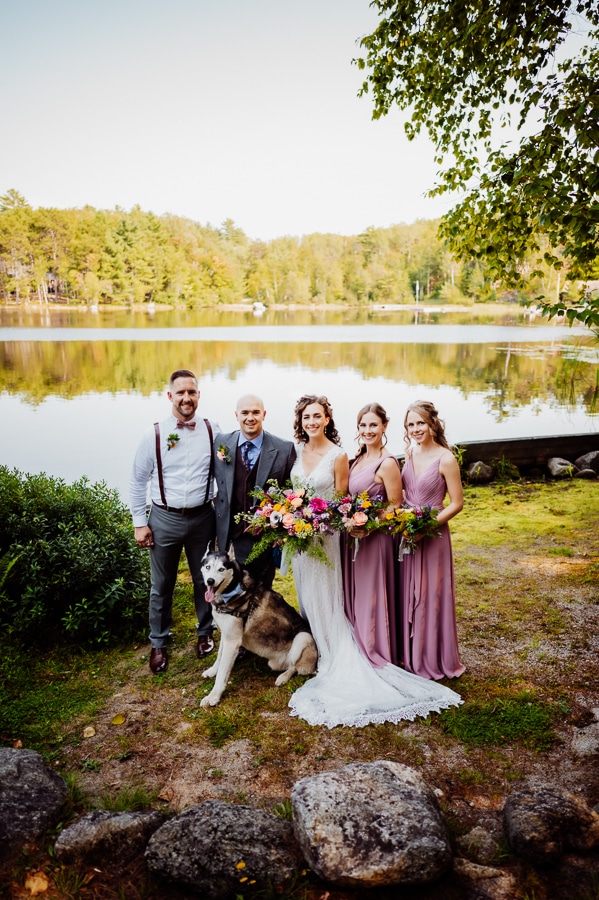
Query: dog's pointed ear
227 543 236 561
205 541 212 556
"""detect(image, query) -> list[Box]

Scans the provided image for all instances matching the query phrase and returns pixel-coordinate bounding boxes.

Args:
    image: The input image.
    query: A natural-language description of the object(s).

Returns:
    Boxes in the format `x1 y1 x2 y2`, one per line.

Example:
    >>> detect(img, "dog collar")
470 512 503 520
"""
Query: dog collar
218 583 246 604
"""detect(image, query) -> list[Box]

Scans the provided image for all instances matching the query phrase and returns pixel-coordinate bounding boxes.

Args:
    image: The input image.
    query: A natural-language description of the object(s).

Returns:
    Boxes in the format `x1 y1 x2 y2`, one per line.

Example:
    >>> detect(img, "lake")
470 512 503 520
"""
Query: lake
1 305 597 499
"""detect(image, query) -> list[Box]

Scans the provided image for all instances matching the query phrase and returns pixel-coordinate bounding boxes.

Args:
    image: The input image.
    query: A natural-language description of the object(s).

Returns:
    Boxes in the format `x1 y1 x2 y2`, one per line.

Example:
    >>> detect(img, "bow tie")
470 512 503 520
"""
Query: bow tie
176 419 196 429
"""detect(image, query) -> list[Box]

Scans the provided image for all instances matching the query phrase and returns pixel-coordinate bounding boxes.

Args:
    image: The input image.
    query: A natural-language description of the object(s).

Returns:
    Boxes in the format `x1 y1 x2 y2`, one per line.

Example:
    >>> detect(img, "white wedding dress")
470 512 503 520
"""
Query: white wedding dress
288 444 462 728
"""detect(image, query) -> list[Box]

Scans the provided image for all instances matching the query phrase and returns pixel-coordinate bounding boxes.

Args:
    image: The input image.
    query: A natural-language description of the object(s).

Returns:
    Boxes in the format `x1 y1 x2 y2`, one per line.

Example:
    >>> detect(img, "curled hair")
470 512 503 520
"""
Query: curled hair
169 369 197 387
293 395 341 445
354 402 389 457
403 400 450 450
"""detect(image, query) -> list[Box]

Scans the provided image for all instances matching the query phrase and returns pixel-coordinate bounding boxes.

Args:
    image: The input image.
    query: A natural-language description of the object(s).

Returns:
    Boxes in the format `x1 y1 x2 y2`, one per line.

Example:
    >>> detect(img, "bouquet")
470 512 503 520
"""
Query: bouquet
329 490 389 559
236 480 336 565
382 505 441 559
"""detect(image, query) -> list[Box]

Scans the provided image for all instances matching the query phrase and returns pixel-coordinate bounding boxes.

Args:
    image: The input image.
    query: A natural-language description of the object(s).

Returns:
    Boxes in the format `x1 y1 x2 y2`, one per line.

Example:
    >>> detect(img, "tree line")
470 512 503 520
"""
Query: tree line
0 190 563 308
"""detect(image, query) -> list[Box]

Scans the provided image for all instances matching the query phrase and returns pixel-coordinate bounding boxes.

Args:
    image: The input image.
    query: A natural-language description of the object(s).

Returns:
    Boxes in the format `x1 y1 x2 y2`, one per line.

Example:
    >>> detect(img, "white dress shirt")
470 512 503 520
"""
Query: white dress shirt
129 414 220 527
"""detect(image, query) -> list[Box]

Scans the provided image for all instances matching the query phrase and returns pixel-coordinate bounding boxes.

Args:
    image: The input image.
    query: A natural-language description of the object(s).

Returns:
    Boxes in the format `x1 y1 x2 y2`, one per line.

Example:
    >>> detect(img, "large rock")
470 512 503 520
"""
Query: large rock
145 800 304 898
574 450 599 473
54 809 165 868
503 783 599 865
0 748 67 863
291 761 452 888
467 461 494 484
547 457 578 478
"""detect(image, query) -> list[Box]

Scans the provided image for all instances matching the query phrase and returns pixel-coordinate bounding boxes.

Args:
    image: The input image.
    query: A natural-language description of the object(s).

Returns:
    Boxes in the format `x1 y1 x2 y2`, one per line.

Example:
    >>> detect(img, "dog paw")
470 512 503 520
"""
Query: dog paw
200 693 221 707
202 666 218 679
275 669 296 686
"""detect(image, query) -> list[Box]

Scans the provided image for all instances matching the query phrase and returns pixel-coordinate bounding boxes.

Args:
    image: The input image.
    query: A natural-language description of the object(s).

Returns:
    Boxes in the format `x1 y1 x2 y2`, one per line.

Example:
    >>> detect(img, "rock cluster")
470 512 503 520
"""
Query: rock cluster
2 747 599 898
466 449 599 483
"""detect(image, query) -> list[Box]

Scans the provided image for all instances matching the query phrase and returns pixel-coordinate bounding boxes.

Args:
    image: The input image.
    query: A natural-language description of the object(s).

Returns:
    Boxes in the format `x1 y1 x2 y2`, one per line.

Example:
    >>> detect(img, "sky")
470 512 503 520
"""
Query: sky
0 0 453 241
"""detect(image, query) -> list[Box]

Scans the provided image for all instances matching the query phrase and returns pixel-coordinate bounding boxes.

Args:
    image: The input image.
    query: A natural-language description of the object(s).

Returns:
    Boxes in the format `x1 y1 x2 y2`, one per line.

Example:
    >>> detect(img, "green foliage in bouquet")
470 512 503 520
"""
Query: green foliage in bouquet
0 466 150 646
236 480 336 566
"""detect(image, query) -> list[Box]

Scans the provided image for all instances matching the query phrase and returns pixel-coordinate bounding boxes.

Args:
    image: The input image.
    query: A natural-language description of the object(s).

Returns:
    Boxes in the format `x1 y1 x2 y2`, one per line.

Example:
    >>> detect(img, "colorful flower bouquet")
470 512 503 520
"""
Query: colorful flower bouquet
329 490 388 559
236 480 336 565
382 505 441 558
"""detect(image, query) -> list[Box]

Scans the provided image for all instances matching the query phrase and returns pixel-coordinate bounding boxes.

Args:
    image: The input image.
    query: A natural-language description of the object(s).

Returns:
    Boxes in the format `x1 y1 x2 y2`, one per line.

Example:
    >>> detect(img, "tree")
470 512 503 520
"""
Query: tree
356 0 599 328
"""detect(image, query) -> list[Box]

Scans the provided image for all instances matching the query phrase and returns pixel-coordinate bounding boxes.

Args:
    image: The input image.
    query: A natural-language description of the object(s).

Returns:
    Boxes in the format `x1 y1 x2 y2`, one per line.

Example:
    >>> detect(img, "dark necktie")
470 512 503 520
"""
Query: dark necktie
241 441 252 472
176 419 196 429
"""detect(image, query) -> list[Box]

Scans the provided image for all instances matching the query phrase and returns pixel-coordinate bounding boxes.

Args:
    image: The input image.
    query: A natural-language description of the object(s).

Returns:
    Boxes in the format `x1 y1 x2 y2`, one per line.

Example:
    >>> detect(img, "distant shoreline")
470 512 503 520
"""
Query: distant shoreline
0 300 537 315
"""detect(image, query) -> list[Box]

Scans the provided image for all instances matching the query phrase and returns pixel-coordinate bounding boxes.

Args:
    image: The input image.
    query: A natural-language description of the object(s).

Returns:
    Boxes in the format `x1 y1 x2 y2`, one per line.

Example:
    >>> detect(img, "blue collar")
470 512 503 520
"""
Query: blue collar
218 583 245 604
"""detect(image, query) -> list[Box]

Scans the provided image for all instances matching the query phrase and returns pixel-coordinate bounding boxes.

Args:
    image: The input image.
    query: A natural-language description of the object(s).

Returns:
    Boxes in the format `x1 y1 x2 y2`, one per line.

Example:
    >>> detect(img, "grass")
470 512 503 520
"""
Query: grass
1 479 598 899
439 691 557 750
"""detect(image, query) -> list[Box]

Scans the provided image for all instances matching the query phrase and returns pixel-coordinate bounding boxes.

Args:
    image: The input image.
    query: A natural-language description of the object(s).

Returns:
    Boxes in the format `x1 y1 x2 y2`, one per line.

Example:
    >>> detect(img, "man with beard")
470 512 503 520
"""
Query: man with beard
130 370 219 674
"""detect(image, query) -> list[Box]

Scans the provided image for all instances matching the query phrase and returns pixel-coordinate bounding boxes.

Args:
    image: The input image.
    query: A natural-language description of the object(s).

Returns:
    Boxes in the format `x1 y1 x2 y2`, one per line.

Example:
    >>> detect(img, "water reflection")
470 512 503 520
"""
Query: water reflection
0 310 596 498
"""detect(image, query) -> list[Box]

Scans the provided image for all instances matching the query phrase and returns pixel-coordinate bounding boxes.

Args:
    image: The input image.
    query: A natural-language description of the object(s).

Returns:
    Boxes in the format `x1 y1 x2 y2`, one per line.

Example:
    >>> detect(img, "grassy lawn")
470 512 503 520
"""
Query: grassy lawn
1 478 598 899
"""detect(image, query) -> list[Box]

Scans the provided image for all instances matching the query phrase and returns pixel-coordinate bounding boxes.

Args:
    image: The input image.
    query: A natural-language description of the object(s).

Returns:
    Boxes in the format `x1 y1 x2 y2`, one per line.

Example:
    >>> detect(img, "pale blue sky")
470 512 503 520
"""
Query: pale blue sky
1 0 453 239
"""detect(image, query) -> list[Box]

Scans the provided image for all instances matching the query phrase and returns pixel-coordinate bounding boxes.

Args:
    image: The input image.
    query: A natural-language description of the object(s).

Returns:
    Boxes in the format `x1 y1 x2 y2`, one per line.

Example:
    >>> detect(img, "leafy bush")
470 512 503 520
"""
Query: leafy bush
0 467 149 646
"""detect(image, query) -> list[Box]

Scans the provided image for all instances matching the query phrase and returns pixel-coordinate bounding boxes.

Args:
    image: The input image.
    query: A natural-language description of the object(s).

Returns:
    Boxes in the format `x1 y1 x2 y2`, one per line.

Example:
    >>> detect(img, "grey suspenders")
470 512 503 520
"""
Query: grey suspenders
153 419 215 507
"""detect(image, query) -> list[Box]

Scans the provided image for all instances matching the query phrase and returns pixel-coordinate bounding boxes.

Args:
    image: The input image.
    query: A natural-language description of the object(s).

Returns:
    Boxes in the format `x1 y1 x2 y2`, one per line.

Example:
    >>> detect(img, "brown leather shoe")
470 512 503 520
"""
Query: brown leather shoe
196 635 215 659
150 647 168 674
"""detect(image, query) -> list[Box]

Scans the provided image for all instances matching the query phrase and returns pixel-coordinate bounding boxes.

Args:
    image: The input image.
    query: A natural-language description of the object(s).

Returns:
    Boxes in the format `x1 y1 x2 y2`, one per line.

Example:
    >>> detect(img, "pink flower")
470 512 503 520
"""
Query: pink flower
309 497 328 513
282 512 296 528
352 511 368 527
290 496 303 509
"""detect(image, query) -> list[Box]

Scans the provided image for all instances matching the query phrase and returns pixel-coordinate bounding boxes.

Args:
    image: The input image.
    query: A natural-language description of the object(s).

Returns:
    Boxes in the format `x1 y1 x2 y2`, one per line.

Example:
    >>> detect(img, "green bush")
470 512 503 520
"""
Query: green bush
0 467 150 646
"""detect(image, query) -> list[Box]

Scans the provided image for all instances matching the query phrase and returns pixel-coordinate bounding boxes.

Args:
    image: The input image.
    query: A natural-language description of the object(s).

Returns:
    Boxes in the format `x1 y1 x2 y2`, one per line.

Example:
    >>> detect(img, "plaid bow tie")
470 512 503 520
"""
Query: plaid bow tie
176 419 196 429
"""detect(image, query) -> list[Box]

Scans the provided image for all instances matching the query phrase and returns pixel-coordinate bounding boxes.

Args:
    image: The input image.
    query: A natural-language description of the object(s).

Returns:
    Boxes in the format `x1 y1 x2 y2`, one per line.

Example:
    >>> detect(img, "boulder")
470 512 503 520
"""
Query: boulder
574 450 599 473
0 747 67 863
547 457 578 478
54 809 165 868
574 468 597 479
503 783 599 865
291 761 452 889
145 800 304 899
467 461 494 484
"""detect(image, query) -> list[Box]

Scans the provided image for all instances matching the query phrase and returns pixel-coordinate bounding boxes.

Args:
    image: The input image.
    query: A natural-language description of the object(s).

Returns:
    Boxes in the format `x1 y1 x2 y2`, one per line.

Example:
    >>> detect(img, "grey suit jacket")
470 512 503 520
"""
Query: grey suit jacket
213 430 296 560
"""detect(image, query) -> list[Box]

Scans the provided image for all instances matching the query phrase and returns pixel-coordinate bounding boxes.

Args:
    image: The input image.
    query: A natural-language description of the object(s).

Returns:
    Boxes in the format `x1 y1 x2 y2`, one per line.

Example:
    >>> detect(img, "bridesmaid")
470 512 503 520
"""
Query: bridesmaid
399 400 465 680
343 403 403 667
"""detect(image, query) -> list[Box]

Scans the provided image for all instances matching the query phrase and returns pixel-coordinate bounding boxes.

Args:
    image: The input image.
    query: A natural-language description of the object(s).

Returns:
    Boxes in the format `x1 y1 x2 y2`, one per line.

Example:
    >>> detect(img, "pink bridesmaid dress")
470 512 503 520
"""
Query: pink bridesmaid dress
399 455 465 680
343 454 399 668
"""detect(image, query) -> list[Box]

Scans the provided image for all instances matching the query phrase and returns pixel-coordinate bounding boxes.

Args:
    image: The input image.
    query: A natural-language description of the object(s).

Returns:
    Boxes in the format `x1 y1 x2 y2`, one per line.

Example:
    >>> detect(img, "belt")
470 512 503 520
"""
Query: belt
152 502 207 516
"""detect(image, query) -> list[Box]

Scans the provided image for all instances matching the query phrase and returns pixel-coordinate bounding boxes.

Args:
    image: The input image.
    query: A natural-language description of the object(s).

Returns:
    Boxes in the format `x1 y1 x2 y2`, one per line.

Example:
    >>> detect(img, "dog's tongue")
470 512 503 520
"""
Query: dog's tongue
205 585 215 603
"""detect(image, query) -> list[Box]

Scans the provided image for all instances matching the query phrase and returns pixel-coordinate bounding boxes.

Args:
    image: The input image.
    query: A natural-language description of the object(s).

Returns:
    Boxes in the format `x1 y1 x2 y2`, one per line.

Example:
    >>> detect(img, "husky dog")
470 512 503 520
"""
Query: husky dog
200 549 318 707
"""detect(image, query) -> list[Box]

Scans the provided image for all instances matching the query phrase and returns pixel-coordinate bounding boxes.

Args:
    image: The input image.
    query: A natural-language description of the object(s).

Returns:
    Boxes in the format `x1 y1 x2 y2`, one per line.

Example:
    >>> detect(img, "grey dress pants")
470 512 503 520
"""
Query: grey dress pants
147 502 216 647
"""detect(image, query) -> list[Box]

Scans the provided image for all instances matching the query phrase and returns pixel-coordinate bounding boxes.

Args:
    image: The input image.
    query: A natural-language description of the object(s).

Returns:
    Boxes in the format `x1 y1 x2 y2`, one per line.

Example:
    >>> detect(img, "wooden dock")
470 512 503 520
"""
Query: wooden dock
395 433 598 470
454 433 598 469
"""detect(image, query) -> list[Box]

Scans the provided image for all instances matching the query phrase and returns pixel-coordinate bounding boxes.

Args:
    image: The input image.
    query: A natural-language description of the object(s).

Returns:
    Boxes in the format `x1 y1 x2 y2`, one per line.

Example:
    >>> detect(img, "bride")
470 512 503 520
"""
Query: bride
288 394 462 728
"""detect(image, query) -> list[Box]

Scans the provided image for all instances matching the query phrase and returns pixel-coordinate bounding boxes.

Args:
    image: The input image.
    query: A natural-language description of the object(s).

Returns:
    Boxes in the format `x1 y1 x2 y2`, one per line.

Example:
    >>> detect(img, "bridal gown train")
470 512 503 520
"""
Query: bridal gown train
288 444 462 728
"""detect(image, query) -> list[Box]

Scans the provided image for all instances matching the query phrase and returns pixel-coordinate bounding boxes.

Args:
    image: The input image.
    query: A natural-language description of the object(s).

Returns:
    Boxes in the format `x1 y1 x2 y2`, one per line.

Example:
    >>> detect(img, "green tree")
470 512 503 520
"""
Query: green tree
357 0 599 328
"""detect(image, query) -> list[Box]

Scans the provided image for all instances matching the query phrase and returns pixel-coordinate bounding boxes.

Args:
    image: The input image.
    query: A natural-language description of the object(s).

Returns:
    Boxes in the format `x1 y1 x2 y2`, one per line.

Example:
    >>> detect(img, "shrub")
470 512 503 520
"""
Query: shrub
0 467 150 646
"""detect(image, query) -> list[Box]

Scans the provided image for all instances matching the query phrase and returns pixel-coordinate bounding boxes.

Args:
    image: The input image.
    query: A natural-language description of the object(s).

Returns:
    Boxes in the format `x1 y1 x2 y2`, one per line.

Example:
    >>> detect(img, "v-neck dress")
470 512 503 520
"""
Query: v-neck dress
399 455 465 680
342 453 399 668
286 443 462 727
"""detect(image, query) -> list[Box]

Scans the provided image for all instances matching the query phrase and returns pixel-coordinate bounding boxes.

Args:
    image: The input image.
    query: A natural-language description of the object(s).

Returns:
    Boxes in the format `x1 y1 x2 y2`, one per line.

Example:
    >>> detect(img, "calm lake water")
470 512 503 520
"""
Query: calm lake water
1 305 597 499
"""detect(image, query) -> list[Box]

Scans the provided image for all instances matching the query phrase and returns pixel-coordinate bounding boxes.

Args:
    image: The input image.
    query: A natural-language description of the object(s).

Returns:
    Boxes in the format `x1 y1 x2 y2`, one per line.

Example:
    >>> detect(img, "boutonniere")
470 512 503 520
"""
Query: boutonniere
217 443 231 464
167 433 180 451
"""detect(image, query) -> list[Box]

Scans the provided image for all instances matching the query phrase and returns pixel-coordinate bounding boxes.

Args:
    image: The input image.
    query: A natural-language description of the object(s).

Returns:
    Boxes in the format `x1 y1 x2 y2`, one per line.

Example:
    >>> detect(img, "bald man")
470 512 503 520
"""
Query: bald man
213 394 296 587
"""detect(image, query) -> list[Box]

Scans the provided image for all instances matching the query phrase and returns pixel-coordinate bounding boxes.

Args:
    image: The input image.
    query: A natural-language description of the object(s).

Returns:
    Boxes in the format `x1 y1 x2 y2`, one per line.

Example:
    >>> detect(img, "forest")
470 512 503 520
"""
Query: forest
0 192 565 308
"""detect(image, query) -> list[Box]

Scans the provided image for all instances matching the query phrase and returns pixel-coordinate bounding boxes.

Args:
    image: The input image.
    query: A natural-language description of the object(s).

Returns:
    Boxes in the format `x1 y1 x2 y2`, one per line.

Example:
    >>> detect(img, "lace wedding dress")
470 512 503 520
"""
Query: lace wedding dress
288 444 462 728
